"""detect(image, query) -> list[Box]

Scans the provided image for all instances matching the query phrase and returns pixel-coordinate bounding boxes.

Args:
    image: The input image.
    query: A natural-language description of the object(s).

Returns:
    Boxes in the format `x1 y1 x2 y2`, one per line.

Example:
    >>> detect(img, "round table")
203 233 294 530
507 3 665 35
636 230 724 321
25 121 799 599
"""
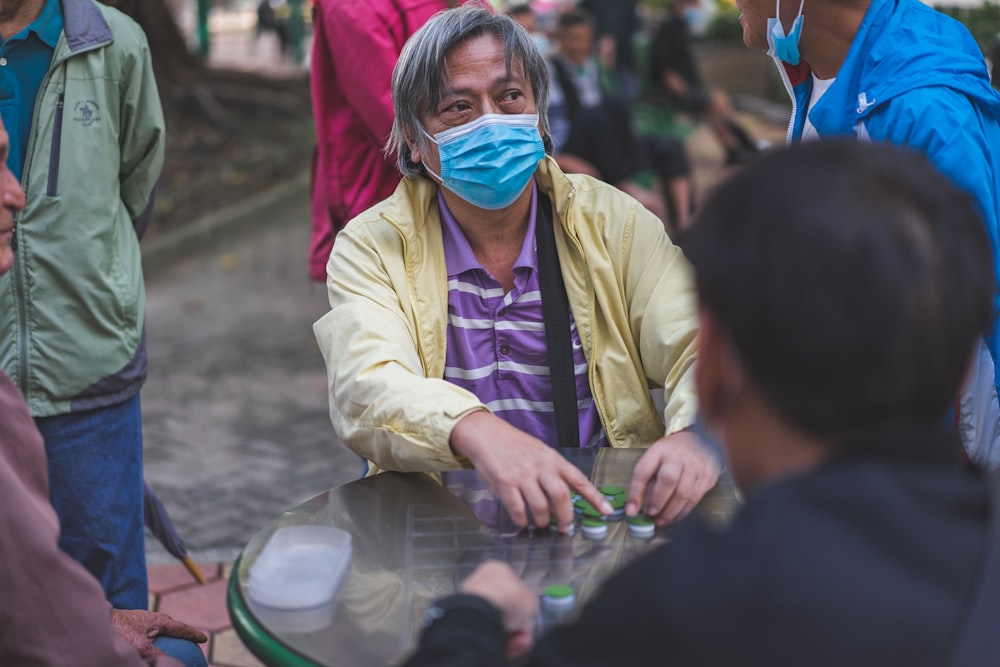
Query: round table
228 448 741 666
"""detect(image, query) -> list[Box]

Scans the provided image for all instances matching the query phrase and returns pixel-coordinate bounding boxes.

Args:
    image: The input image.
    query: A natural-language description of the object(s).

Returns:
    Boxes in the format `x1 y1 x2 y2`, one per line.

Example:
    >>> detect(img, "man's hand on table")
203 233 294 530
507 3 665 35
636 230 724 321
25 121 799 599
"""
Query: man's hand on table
460 561 538 658
626 430 721 526
450 411 612 531
110 608 207 660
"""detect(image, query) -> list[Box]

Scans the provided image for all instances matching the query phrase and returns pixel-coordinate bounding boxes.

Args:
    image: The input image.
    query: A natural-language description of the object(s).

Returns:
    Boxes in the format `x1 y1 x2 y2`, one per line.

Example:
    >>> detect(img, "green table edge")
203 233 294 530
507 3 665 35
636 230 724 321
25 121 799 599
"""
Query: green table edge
226 553 322 667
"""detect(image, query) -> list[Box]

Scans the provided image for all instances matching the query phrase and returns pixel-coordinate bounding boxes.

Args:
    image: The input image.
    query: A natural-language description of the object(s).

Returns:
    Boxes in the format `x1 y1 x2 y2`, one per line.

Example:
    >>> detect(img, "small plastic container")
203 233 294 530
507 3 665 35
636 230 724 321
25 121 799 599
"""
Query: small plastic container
628 515 656 538
580 517 608 539
248 524 352 610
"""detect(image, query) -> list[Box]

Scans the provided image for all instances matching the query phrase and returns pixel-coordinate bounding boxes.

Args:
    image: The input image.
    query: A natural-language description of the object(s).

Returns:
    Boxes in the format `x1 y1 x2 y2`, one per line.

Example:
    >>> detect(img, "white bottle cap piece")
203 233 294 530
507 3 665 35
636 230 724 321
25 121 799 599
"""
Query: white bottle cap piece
580 518 608 539
248 525 353 610
542 584 576 609
628 515 656 538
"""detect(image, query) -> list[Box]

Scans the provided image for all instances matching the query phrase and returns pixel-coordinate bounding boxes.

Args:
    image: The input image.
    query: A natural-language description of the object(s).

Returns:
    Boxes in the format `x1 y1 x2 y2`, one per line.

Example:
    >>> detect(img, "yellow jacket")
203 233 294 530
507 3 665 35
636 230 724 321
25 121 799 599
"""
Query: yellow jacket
314 157 699 474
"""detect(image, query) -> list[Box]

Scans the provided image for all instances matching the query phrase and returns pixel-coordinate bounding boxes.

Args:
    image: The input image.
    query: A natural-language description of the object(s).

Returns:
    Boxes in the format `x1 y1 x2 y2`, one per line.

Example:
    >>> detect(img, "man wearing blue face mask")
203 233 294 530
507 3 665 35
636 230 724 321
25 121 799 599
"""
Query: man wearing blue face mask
647 0 763 166
736 0 1000 466
313 5 718 532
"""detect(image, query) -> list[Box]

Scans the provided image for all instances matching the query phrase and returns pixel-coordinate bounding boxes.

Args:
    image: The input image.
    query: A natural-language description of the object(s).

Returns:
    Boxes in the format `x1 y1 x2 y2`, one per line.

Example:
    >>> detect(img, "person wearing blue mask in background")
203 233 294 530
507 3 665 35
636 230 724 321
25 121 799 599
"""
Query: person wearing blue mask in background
735 0 1000 465
314 5 720 533
648 0 764 166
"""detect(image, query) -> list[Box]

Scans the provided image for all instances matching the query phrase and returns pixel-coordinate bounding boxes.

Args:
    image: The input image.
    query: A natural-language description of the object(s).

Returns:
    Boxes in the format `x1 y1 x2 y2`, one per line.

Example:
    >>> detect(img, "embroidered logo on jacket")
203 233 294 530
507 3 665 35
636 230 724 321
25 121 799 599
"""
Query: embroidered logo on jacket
73 100 101 127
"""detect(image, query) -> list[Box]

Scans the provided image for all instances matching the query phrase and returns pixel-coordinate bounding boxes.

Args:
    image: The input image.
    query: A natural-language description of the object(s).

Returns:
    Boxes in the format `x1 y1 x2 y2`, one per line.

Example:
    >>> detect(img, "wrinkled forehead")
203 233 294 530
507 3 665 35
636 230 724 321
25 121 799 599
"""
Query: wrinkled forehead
430 34 528 104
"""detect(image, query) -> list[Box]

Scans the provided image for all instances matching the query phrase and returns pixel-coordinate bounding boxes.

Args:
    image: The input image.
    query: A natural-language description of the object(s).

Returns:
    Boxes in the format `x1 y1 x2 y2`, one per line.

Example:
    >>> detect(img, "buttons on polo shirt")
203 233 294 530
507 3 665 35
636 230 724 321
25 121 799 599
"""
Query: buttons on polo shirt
0 58 7 67
499 342 510 355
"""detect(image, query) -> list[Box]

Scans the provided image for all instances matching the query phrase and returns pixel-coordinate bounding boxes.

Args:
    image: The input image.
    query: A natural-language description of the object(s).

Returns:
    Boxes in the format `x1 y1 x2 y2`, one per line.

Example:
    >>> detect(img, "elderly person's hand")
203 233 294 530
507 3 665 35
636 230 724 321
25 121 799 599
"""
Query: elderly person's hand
450 411 612 531
110 609 207 661
626 431 720 526
460 561 539 658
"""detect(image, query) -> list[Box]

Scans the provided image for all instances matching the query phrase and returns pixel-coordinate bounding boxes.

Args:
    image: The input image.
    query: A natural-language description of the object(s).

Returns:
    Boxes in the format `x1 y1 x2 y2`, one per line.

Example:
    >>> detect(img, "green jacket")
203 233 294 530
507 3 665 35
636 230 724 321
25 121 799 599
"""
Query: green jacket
0 0 165 417
314 157 699 474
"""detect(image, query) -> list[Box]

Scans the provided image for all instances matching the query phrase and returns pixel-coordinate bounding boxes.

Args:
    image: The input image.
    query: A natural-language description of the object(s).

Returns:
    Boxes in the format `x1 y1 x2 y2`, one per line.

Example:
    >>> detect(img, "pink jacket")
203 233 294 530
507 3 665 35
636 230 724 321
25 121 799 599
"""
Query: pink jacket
309 0 452 281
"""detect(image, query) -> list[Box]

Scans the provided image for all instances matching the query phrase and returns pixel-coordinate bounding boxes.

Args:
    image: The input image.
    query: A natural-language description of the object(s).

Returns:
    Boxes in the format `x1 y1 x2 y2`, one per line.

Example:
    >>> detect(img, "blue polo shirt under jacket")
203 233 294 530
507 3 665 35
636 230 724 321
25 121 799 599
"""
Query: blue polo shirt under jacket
0 0 63 181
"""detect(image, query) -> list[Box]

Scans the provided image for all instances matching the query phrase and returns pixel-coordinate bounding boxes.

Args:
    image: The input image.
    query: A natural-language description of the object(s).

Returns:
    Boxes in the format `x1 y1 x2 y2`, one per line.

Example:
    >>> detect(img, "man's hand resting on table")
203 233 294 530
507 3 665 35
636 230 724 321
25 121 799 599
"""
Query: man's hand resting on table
626 430 721 526
450 411 612 531
110 609 207 661
460 561 538 658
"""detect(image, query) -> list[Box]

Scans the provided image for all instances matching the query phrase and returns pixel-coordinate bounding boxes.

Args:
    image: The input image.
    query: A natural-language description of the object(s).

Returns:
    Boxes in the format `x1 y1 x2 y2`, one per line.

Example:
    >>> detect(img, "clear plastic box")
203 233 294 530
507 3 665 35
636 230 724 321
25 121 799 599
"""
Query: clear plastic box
248 524 352 610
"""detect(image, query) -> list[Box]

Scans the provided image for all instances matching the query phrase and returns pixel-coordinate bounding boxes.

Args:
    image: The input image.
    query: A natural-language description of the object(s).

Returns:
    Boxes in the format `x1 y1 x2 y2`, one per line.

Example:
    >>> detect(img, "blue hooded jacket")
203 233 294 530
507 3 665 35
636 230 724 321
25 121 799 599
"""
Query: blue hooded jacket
777 0 1000 387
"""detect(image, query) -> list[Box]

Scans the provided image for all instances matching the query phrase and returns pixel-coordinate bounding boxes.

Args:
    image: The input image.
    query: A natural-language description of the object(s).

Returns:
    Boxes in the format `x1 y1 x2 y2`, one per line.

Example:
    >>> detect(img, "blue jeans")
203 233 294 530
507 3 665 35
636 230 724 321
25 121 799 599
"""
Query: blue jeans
35 394 148 610
153 636 208 667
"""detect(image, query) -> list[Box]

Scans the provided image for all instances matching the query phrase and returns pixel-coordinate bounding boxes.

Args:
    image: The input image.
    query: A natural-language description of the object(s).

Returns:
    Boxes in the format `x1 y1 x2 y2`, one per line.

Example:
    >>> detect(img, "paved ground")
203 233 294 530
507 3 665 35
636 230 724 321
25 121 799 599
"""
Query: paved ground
142 182 360 566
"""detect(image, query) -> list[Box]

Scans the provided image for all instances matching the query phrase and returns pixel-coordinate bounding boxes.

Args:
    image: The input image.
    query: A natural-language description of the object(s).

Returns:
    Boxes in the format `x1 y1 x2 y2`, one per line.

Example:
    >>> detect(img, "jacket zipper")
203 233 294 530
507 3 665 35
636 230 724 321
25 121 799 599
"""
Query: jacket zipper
773 56 798 145
11 210 28 394
46 94 64 196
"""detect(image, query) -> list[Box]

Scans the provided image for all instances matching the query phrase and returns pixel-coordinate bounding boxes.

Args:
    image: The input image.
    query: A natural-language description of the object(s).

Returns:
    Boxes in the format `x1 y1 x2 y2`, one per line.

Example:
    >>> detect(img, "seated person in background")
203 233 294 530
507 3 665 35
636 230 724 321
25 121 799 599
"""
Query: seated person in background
648 0 763 166
314 6 718 532
548 10 694 233
0 121 207 667
401 140 1000 666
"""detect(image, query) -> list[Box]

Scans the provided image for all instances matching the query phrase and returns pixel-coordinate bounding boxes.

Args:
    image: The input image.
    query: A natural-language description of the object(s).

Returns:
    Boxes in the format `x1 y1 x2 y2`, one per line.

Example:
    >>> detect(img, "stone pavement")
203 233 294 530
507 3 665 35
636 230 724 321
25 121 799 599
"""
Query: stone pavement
139 109 789 666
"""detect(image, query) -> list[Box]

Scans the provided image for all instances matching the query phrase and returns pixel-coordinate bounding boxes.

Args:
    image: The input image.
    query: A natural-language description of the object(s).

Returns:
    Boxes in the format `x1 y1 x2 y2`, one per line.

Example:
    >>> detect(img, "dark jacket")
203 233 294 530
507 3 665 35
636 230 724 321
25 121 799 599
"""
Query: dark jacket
405 432 999 666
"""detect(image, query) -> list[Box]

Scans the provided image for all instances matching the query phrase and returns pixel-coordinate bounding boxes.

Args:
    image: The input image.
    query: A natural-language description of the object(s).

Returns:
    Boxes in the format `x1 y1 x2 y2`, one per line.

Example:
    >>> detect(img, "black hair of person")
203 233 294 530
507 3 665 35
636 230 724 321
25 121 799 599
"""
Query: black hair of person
506 3 535 19
683 141 995 444
557 8 596 32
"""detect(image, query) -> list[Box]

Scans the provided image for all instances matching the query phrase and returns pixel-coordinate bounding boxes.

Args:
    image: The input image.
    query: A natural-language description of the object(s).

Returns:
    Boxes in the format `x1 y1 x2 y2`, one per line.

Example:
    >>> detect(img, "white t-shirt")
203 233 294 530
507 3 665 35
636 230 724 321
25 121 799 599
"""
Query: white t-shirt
801 74 837 142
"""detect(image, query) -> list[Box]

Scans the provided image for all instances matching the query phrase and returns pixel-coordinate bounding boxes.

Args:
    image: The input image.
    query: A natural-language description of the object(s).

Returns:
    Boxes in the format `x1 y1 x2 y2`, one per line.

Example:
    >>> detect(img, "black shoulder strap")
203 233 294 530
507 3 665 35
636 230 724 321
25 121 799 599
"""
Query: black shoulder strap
947 472 1000 666
535 192 580 448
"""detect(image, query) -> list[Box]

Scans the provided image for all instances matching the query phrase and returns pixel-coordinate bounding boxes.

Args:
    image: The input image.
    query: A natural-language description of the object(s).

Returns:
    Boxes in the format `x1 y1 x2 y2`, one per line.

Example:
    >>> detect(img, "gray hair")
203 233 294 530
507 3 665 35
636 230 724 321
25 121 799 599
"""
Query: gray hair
386 5 552 178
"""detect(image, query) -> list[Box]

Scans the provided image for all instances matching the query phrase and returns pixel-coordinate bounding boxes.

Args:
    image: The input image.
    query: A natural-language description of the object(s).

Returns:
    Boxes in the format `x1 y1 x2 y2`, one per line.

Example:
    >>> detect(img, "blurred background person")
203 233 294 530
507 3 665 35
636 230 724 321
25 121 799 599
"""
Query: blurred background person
648 0 763 166
578 0 641 98
507 3 552 56
309 0 459 282
548 9 693 232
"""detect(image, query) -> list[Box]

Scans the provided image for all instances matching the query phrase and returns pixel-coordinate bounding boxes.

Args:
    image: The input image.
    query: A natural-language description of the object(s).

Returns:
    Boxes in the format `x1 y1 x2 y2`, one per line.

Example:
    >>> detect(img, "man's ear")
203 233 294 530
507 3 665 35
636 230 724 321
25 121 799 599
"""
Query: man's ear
405 133 423 165
696 308 739 424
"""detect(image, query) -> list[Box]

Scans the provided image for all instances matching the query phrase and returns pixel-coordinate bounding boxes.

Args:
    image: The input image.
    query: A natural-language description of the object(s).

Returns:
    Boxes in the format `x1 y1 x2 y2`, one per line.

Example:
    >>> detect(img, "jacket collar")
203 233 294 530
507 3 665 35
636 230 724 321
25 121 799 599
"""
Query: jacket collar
60 0 112 53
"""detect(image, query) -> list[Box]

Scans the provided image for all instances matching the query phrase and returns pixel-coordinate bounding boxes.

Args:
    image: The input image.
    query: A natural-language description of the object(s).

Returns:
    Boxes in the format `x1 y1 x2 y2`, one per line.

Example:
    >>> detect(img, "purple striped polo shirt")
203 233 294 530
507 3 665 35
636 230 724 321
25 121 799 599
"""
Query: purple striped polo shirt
438 184 606 450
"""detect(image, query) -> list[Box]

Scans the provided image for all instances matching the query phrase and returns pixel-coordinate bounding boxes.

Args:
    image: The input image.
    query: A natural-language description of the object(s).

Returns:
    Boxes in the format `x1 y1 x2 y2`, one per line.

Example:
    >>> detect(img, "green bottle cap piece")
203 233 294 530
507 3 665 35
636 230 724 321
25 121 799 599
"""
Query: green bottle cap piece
609 495 626 510
581 505 605 519
574 498 593 511
629 515 655 527
544 584 574 599
600 485 625 496
581 517 607 527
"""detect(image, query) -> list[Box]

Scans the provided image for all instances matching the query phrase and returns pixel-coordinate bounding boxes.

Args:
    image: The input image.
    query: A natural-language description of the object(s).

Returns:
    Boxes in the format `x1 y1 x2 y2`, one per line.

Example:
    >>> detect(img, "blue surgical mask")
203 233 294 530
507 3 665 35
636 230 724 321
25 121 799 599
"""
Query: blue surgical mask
766 0 805 65
421 114 545 210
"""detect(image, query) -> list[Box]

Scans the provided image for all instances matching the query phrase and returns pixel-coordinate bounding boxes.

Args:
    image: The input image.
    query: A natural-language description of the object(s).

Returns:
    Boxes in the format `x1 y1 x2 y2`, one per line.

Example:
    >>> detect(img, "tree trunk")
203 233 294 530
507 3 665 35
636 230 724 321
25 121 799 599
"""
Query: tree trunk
98 0 201 85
